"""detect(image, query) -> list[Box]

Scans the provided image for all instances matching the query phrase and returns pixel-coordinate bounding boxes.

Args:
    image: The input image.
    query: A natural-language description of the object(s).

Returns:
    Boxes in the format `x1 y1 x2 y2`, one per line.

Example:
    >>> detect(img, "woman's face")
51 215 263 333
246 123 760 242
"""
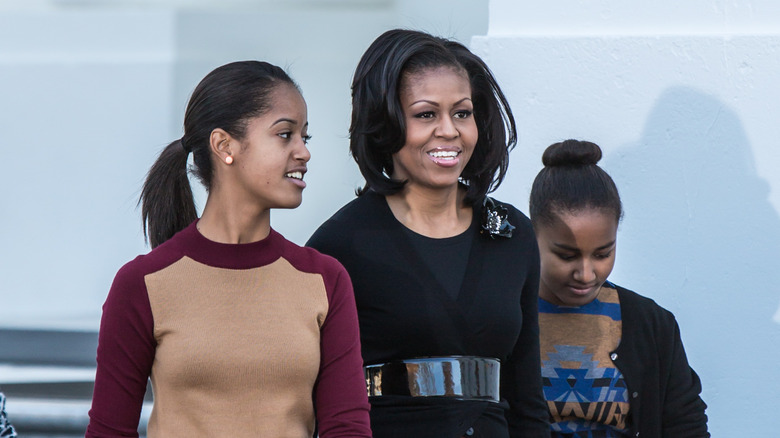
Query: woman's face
230 83 311 211
536 209 618 307
391 66 478 191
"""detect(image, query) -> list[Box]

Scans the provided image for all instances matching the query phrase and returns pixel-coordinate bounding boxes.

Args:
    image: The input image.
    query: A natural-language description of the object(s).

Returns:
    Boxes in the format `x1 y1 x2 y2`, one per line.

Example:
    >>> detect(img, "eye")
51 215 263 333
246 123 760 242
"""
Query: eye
302 134 312 145
454 110 473 119
414 111 435 119
278 131 292 140
554 252 577 262
594 251 613 260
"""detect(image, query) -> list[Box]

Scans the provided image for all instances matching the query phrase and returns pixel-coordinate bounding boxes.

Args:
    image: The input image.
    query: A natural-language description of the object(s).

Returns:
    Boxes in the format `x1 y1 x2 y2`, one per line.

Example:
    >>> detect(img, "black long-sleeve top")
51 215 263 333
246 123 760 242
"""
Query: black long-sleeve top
611 285 709 437
308 191 549 438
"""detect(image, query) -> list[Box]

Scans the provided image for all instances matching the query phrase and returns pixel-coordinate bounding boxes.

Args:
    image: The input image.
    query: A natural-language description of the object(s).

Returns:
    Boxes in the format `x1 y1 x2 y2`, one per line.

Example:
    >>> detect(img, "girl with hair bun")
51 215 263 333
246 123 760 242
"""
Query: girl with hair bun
85 61 371 437
530 139 709 437
308 29 548 438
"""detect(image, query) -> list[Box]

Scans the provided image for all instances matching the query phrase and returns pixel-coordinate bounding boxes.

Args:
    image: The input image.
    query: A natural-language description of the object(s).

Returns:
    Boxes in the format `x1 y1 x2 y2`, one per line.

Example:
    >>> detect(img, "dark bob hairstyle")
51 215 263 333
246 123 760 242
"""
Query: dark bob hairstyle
529 139 623 227
349 29 517 206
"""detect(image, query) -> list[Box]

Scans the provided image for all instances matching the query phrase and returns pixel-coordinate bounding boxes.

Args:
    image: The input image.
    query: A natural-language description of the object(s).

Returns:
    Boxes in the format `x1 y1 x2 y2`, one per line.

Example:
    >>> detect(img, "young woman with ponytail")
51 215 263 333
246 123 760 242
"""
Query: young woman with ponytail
85 61 371 438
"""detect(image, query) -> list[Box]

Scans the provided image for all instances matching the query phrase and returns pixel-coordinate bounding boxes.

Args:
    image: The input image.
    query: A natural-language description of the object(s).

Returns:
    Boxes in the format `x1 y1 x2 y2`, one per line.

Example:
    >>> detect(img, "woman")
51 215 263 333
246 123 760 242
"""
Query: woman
529 139 709 437
86 61 371 437
307 30 548 437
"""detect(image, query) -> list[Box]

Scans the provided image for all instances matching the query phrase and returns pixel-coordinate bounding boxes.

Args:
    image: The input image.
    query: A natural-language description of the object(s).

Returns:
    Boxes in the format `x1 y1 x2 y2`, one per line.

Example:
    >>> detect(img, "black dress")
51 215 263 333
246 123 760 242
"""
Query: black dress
308 191 549 438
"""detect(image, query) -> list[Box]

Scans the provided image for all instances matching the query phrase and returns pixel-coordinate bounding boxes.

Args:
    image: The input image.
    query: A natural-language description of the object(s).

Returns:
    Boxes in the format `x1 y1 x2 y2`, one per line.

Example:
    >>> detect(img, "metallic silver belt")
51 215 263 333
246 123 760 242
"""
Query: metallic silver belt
364 356 501 403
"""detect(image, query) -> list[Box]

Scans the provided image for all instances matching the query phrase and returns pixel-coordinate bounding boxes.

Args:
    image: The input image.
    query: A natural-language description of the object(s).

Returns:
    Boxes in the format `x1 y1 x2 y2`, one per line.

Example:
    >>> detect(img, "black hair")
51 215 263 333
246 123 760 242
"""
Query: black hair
349 29 516 206
529 139 623 227
140 61 296 248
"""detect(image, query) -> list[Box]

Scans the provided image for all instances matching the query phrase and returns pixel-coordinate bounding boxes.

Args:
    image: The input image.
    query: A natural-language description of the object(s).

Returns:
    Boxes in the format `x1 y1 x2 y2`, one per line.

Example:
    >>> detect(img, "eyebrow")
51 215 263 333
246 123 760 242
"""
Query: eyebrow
271 118 298 127
409 97 472 107
553 241 616 252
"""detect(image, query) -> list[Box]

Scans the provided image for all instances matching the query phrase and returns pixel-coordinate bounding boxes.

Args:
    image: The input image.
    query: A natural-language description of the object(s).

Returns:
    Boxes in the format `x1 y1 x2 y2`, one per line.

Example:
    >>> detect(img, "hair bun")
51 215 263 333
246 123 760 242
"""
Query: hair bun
542 139 602 167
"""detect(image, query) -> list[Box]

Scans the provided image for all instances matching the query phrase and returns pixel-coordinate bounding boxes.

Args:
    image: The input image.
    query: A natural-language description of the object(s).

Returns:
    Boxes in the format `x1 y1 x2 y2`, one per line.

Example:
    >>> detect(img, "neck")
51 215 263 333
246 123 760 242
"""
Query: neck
386 184 472 238
197 190 271 244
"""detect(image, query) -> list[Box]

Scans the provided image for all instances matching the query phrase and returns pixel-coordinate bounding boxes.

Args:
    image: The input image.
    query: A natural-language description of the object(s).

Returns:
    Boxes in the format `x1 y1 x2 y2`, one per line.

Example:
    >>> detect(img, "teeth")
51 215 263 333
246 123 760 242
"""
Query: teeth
429 150 459 159
285 171 303 180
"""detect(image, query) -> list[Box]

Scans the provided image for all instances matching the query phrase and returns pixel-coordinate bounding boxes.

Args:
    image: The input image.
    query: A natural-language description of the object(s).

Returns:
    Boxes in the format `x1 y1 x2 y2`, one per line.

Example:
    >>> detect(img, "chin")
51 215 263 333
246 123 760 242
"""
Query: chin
272 196 303 210
283 200 303 209
564 294 597 307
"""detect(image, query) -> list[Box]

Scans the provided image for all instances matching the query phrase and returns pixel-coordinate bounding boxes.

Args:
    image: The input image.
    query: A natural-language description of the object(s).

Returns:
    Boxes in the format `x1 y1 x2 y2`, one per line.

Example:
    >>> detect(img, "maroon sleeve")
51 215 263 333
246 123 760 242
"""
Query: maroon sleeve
86 258 156 438
314 259 372 437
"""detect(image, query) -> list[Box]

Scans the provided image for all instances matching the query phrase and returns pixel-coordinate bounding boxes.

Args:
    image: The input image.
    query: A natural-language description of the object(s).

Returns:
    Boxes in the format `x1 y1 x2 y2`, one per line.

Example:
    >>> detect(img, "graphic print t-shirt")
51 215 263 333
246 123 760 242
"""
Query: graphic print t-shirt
538 284 630 438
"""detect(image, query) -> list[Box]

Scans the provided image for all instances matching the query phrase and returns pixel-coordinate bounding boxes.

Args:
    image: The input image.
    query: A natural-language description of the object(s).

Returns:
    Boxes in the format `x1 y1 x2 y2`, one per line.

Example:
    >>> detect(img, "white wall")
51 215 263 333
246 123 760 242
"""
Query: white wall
0 1 487 330
474 1 780 435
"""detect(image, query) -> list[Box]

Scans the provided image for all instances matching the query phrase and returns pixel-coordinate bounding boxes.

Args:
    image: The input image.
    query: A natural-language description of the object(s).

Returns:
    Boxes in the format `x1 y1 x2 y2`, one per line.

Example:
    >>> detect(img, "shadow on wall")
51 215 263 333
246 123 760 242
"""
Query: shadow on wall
602 86 780 434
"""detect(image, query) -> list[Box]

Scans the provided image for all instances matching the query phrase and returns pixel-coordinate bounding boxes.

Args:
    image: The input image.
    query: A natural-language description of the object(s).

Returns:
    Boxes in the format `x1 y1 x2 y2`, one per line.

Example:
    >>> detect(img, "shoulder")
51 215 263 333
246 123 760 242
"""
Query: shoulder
280 234 350 282
320 192 383 227
611 283 678 330
111 230 190 293
613 284 671 313
307 192 387 252
279 237 356 311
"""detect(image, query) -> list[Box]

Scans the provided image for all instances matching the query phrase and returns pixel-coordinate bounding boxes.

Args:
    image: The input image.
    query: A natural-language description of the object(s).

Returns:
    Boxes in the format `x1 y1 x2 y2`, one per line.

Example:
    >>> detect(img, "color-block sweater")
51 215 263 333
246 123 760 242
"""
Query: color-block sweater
86 221 371 438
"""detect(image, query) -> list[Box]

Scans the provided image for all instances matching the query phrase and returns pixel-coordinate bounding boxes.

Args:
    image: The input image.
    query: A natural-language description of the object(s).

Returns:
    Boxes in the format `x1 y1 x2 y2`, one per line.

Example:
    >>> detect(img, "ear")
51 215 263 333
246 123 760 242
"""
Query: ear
210 128 235 165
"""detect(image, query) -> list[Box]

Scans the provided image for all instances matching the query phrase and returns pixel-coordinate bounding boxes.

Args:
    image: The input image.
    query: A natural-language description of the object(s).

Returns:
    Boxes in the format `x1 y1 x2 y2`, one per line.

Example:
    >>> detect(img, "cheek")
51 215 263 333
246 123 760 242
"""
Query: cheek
597 258 617 278
403 121 428 147
540 255 567 284
461 120 478 147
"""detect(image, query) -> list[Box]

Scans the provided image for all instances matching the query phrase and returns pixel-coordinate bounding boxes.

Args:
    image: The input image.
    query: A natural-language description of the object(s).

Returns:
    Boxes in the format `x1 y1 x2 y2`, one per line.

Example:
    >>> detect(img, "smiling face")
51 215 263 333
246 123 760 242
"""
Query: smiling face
391 66 478 191
230 82 311 211
536 208 618 307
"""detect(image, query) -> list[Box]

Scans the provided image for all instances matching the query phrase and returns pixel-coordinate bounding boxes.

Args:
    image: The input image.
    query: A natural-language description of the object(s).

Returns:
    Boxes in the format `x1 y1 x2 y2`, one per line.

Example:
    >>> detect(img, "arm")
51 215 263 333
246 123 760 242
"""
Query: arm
314 262 372 438
661 318 709 437
502 238 550 438
86 260 156 438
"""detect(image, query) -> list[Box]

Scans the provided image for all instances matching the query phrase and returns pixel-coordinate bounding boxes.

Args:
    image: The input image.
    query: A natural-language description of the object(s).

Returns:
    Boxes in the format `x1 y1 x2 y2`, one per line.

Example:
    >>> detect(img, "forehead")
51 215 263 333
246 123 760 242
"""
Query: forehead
249 83 306 125
399 66 471 96
539 209 618 246
244 83 306 132
267 82 305 112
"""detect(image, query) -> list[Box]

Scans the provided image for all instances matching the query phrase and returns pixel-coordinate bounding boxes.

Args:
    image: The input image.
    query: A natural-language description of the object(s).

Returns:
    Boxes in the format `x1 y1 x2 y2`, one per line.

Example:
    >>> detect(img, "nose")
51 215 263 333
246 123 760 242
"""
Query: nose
573 259 597 284
296 139 311 163
434 115 459 139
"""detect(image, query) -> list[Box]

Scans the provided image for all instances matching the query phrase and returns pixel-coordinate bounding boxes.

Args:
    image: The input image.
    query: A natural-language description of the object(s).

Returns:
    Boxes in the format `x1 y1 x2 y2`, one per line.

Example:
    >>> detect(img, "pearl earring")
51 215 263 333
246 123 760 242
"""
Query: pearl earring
225 156 233 165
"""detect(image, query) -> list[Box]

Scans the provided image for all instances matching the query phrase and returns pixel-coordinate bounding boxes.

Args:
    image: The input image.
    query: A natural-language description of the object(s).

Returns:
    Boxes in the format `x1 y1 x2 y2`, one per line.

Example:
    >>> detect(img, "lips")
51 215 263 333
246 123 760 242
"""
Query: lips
567 283 599 296
426 147 461 167
284 168 307 188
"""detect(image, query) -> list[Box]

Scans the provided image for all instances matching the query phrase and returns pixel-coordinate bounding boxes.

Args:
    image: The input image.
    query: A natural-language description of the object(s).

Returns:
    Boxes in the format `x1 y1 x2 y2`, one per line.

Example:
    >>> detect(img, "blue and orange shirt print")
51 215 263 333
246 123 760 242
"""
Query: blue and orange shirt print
538 284 630 438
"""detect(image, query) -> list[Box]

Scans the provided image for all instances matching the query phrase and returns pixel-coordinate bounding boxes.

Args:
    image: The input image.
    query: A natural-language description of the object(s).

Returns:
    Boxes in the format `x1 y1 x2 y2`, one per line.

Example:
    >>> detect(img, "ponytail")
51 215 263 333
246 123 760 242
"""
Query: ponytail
140 139 197 248
137 61 296 248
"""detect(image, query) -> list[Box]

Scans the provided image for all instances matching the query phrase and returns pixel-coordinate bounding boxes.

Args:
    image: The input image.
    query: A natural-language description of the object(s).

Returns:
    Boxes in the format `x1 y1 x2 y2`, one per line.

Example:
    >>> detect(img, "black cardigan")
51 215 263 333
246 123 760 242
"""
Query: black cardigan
308 191 549 438
611 286 709 437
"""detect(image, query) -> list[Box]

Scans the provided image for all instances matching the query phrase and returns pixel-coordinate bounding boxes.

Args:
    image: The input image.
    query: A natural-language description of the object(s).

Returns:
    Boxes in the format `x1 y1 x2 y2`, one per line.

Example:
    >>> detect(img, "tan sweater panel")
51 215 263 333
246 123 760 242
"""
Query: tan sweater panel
144 256 329 437
538 287 622 366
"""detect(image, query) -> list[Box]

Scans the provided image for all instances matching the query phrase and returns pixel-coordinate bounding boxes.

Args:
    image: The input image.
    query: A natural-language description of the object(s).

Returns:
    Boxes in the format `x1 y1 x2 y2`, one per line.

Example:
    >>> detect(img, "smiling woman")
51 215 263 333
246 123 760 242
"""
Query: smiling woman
85 61 371 438
308 29 549 438
391 66 478 193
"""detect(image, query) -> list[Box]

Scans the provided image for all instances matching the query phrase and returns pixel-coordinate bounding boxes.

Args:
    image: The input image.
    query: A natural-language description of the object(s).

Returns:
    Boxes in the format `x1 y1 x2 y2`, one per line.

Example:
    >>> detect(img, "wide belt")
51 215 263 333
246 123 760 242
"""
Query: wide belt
364 356 501 403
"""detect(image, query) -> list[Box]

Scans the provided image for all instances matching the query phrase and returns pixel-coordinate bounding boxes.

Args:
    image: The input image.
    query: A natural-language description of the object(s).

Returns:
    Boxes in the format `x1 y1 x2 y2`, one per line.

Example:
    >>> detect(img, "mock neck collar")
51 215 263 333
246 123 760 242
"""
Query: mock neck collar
173 220 285 269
